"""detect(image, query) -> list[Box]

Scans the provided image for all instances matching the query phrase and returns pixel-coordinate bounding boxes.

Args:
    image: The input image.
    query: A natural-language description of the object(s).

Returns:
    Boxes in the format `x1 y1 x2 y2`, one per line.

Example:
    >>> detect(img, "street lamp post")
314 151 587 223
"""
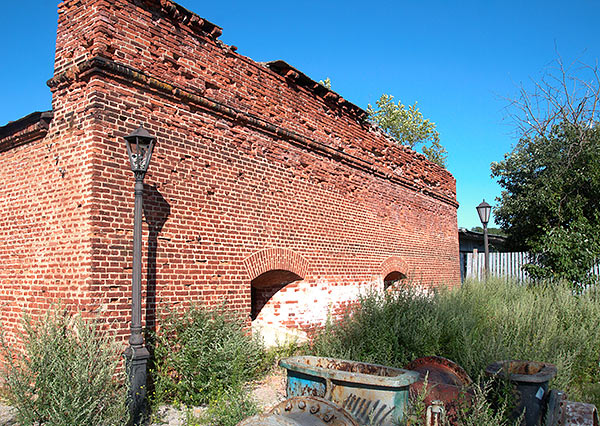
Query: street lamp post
123 125 156 425
476 200 492 279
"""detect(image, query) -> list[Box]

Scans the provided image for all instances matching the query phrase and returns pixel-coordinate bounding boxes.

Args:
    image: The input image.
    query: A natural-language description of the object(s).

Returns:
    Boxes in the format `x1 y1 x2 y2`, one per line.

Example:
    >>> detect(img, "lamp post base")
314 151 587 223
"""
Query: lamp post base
124 345 150 426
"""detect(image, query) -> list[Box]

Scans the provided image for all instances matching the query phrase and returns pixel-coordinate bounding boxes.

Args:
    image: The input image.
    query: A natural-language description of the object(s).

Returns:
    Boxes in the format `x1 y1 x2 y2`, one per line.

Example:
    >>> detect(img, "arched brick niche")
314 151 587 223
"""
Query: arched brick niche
243 248 311 320
250 270 302 320
243 248 310 281
379 255 409 289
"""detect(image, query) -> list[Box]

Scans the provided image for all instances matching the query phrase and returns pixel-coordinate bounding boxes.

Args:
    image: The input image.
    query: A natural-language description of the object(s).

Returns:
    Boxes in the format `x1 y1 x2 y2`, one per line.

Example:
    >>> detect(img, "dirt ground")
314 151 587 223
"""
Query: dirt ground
248 366 287 411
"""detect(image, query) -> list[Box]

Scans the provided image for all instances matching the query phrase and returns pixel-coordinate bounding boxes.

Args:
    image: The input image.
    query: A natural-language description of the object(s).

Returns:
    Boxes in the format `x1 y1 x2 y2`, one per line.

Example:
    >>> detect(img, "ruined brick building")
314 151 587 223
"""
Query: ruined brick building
0 0 459 344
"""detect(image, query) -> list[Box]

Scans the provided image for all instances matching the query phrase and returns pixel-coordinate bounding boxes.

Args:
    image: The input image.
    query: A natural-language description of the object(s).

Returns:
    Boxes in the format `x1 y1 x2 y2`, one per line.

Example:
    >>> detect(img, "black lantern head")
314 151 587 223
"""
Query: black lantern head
124 125 156 174
476 199 492 226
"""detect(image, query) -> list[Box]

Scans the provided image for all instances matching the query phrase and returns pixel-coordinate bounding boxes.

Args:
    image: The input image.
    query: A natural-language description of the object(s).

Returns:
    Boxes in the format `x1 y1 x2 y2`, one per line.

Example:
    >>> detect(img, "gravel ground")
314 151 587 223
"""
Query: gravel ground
0 403 15 426
249 366 287 411
149 405 204 426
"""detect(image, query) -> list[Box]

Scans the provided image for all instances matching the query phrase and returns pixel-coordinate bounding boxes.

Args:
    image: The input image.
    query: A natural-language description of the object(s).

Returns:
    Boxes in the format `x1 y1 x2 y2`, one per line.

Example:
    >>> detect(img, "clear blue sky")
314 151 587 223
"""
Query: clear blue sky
2 1 599 229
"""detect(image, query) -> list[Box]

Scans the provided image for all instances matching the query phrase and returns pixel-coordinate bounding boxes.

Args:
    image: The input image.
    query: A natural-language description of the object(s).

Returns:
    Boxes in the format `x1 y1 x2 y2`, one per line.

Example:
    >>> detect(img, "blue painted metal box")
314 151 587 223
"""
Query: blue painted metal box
279 356 420 425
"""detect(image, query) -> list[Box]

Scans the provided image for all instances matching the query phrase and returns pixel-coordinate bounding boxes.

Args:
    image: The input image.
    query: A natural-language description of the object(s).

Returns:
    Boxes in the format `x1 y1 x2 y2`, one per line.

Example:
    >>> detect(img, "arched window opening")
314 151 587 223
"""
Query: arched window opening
251 269 302 321
383 271 406 290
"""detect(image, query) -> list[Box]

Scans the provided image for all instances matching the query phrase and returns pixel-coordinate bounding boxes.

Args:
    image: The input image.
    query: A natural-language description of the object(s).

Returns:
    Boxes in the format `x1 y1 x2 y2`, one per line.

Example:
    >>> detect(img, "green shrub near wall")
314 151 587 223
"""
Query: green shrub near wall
311 278 600 406
150 304 265 407
0 307 127 426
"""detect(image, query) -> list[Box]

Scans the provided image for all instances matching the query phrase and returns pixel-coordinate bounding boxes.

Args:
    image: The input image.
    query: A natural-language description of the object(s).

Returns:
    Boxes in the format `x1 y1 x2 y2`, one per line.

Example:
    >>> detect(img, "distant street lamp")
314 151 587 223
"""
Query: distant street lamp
123 125 156 425
476 200 492 279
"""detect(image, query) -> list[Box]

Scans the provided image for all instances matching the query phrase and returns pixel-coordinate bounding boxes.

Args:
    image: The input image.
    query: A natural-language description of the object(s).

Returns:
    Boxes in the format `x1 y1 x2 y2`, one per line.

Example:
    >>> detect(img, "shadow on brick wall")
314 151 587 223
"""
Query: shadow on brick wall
143 184 170 333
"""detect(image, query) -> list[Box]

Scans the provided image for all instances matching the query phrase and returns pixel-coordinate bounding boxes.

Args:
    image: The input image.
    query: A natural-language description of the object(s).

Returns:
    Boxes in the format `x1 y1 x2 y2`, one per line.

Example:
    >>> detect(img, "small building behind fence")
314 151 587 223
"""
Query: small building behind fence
459 228 507 280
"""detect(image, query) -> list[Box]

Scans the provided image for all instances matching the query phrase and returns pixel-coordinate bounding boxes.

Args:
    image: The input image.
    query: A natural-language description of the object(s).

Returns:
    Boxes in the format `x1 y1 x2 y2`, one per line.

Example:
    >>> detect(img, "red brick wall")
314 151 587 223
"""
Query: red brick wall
0 101 97 344
0 0 459 344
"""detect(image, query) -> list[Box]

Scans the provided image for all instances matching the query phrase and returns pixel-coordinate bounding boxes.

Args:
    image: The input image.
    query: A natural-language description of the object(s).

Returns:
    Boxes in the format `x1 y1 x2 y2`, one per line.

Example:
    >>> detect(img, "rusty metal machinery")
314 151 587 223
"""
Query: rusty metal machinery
239 396 359 426
545 390 599 426
280 356 419 425
482 360 598 426
485 360 558 426
405 356 474 424
406 356 473 388
238 356 599 426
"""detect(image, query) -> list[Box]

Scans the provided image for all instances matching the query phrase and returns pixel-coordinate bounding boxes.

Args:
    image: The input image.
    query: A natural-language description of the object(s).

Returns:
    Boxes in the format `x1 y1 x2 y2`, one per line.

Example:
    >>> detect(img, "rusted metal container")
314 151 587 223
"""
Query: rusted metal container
279 356 420 425
485 360 557 426
561 401 599 426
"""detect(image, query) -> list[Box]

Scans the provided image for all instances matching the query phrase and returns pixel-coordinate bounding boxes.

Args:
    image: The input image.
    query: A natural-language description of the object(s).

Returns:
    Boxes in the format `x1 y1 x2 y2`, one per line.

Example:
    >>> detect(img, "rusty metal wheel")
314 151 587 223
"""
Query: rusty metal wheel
238 396 359 426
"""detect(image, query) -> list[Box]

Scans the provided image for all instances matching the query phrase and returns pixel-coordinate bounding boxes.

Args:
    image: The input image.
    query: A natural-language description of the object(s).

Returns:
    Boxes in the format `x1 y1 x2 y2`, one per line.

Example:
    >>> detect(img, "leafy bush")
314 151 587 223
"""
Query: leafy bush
311 278 600 406
0 307 127 426
450 380 518 426
151 304 265 406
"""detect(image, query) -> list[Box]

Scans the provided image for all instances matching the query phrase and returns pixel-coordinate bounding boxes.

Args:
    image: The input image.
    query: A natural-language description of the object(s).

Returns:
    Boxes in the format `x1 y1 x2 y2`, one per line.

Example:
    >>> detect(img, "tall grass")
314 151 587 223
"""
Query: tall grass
311 278 600 406
312 283 444 367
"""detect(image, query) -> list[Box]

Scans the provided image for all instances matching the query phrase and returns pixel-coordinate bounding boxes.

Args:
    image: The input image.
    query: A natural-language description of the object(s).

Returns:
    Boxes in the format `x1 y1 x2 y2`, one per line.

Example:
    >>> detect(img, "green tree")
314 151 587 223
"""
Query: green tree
470 226 507 237
367 94 447 167
492 58 600 287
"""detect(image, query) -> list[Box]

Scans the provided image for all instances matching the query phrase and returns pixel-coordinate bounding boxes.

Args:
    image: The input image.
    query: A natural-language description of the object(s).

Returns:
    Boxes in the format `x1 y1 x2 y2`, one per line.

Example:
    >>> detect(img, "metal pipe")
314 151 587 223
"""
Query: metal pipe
483 223 489 279
130 175 144 347
123 126 155 426
125 172 150 426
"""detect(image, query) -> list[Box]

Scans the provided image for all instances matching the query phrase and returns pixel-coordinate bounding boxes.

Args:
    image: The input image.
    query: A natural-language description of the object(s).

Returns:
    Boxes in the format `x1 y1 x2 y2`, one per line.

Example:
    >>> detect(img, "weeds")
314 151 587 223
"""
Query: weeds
199 387 259 426
0 307 127 426
451 380 518 426
311 286 442 368
262 338 308 371
150 304 265 407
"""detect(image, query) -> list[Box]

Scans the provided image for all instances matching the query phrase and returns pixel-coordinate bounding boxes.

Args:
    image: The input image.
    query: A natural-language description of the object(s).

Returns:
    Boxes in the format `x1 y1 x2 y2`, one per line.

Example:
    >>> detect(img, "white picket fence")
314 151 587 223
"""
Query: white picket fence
461 250 532 281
